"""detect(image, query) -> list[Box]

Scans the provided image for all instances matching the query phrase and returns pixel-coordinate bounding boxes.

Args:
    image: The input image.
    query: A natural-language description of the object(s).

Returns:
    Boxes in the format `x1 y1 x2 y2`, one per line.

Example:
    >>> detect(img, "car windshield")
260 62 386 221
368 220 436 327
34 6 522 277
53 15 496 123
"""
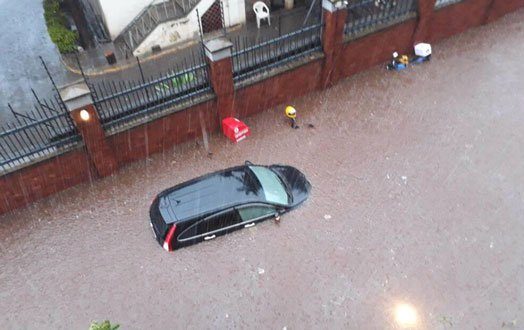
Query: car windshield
248 166 289 205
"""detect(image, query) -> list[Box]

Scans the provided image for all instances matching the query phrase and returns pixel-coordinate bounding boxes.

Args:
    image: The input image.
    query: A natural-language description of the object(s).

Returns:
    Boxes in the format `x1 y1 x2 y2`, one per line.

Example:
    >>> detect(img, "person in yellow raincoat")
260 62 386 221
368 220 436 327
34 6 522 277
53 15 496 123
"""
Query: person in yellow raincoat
285 106 298 129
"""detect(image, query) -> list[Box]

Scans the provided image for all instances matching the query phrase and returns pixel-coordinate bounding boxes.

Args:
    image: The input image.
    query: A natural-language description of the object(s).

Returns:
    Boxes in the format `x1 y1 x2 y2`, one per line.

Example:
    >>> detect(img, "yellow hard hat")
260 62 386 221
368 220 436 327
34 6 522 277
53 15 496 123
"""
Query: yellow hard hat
285 106 297 119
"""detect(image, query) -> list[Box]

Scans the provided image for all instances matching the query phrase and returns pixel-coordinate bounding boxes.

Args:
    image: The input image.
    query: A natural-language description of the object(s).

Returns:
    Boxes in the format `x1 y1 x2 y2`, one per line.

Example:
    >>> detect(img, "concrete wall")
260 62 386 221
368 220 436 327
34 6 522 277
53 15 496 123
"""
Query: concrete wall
134 12 201 56
223 0 246 26
134 0 246 56
98 0 151 39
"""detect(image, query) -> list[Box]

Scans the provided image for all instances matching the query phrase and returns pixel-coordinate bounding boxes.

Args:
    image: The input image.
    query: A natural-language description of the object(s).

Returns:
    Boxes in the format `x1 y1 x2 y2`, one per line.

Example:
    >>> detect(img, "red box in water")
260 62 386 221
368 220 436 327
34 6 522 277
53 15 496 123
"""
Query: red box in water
222 117 250 143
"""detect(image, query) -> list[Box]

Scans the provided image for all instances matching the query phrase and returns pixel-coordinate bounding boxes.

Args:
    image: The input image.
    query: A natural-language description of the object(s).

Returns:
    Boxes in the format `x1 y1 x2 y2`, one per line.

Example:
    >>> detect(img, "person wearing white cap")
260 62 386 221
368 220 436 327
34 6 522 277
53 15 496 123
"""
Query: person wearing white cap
388 51 409 70
391 52 399 68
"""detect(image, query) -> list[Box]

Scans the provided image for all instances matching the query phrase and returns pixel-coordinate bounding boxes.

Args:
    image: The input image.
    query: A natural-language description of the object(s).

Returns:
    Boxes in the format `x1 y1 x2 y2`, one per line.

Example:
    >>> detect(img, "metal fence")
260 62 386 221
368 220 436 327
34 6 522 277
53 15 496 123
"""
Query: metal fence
90 51 211 132
435 0 463 8
345 0 418 37
198 0 226 38
0 96 81 173
231 23 323 83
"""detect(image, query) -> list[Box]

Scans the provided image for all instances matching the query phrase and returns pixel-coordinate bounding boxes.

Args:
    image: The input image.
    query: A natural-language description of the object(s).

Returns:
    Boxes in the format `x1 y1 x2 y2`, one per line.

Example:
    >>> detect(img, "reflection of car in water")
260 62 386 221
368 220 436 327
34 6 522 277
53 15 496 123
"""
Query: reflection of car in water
150 162 311 251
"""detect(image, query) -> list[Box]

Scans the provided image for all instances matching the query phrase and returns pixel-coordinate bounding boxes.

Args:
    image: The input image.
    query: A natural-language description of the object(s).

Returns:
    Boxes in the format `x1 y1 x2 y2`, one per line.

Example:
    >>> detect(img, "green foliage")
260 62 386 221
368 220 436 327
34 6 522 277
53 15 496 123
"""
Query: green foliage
89 320 120 330
154 72 196 94
43 0 79 53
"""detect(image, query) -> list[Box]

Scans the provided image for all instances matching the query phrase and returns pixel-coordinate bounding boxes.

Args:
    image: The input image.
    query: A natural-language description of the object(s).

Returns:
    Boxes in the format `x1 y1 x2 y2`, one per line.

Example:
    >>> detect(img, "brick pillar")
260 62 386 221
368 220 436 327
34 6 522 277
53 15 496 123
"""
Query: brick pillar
205 38 235 122
60 82 118 177
413 0 437 43
320 0 348 89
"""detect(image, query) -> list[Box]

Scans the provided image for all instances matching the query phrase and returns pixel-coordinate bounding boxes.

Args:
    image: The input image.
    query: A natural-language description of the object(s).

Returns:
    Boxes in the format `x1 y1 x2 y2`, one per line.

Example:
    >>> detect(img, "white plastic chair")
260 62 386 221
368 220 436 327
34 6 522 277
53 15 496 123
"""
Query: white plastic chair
253 2 271 29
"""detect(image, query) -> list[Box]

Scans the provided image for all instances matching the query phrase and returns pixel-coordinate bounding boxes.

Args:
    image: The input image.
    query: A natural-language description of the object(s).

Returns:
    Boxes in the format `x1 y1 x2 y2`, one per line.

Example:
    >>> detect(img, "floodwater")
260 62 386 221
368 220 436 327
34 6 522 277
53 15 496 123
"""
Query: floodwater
1 9 524 329
0 0 76 122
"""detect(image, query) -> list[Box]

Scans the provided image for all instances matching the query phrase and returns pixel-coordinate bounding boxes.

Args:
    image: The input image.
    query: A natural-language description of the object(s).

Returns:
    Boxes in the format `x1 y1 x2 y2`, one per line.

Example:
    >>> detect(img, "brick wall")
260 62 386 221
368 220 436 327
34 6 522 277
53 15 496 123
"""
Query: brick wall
0 148 95 214
429 0 492 42
108 99 218 164
489 0 524 19
234 60 324 118
1 0 522 215
335 19 418 81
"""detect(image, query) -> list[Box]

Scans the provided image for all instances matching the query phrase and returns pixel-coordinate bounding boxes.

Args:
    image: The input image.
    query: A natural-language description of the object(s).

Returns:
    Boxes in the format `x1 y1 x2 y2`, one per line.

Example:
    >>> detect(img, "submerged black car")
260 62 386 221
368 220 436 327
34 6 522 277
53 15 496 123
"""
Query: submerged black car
150 162 311 251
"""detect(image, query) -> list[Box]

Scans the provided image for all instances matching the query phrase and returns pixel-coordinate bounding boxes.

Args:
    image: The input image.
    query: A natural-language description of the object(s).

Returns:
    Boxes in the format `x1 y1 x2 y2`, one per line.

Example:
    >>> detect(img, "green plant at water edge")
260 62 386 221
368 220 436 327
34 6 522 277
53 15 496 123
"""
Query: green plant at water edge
89 320 120 330
154 72 196 94
43 0 79 53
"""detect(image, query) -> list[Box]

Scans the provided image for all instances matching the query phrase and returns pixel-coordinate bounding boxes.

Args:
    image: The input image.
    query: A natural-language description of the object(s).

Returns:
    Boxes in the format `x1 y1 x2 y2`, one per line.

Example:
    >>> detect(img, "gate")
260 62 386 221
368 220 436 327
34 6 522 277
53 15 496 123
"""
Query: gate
201 0 224 34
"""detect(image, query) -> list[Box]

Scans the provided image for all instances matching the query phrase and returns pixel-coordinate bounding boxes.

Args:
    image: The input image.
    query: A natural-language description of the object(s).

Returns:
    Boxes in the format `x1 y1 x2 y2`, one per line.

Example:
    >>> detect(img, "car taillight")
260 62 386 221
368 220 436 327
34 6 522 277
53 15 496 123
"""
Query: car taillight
163 224 177 252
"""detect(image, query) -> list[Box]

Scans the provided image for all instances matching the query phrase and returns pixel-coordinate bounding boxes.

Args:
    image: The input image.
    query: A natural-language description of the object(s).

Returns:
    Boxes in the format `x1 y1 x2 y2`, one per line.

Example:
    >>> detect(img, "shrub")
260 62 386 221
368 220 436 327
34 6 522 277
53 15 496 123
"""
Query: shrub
89 320 120 330
43 0 79 53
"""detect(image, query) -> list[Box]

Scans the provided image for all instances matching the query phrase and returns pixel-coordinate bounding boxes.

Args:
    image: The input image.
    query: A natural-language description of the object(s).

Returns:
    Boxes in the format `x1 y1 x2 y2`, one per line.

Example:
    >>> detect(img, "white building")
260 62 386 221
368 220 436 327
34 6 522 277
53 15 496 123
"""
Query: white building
88 0 246 56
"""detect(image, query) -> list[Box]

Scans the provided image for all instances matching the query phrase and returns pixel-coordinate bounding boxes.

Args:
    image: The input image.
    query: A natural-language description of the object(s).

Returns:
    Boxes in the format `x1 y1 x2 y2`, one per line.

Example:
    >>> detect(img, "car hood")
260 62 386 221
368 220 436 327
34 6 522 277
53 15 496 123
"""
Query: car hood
270 165 311 207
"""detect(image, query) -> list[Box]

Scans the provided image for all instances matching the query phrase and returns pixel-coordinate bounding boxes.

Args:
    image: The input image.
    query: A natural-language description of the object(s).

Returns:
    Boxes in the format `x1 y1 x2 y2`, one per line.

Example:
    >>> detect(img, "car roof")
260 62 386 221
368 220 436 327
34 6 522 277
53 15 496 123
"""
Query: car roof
159 166 266 224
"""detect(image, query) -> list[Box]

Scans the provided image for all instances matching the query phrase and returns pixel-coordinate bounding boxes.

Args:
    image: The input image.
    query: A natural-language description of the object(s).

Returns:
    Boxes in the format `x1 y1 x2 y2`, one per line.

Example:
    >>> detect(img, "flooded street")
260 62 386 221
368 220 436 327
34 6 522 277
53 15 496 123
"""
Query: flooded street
0 0 76 122
1 9 524 329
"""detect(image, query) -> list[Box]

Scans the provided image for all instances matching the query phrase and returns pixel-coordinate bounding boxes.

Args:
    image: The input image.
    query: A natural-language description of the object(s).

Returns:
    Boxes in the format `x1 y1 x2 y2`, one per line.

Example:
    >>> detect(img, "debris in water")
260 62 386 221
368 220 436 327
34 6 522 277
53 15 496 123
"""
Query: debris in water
502 319 517 328
257 268 265 275
438 315 453 327
324 214 332 220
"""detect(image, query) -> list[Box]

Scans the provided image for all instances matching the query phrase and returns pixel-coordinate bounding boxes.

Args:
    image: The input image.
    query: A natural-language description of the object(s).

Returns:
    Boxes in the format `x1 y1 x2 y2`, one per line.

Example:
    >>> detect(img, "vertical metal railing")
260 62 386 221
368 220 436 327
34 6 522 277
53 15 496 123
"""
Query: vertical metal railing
345 0 418 37
231 23 324 83
229 1 323 83
0 96 81 173
91 49 211 131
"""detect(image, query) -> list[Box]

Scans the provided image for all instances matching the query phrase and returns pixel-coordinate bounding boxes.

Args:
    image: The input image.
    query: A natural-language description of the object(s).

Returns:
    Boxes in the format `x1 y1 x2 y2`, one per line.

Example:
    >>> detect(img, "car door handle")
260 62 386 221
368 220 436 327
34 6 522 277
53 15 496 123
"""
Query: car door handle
244 223 256 228
204 235 216 241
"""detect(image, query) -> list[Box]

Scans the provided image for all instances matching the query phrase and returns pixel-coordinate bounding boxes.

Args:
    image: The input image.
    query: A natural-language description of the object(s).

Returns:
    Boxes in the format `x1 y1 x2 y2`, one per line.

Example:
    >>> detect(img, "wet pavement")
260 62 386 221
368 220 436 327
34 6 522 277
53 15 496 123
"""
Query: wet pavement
69 5 320 82
0 0 78 122
1 9 524 329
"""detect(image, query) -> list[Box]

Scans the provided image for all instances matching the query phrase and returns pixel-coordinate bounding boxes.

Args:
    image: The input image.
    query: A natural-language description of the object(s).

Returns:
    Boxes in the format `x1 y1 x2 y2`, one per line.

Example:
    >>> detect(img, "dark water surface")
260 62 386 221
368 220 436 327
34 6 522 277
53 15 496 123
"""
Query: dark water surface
0 0 76 122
